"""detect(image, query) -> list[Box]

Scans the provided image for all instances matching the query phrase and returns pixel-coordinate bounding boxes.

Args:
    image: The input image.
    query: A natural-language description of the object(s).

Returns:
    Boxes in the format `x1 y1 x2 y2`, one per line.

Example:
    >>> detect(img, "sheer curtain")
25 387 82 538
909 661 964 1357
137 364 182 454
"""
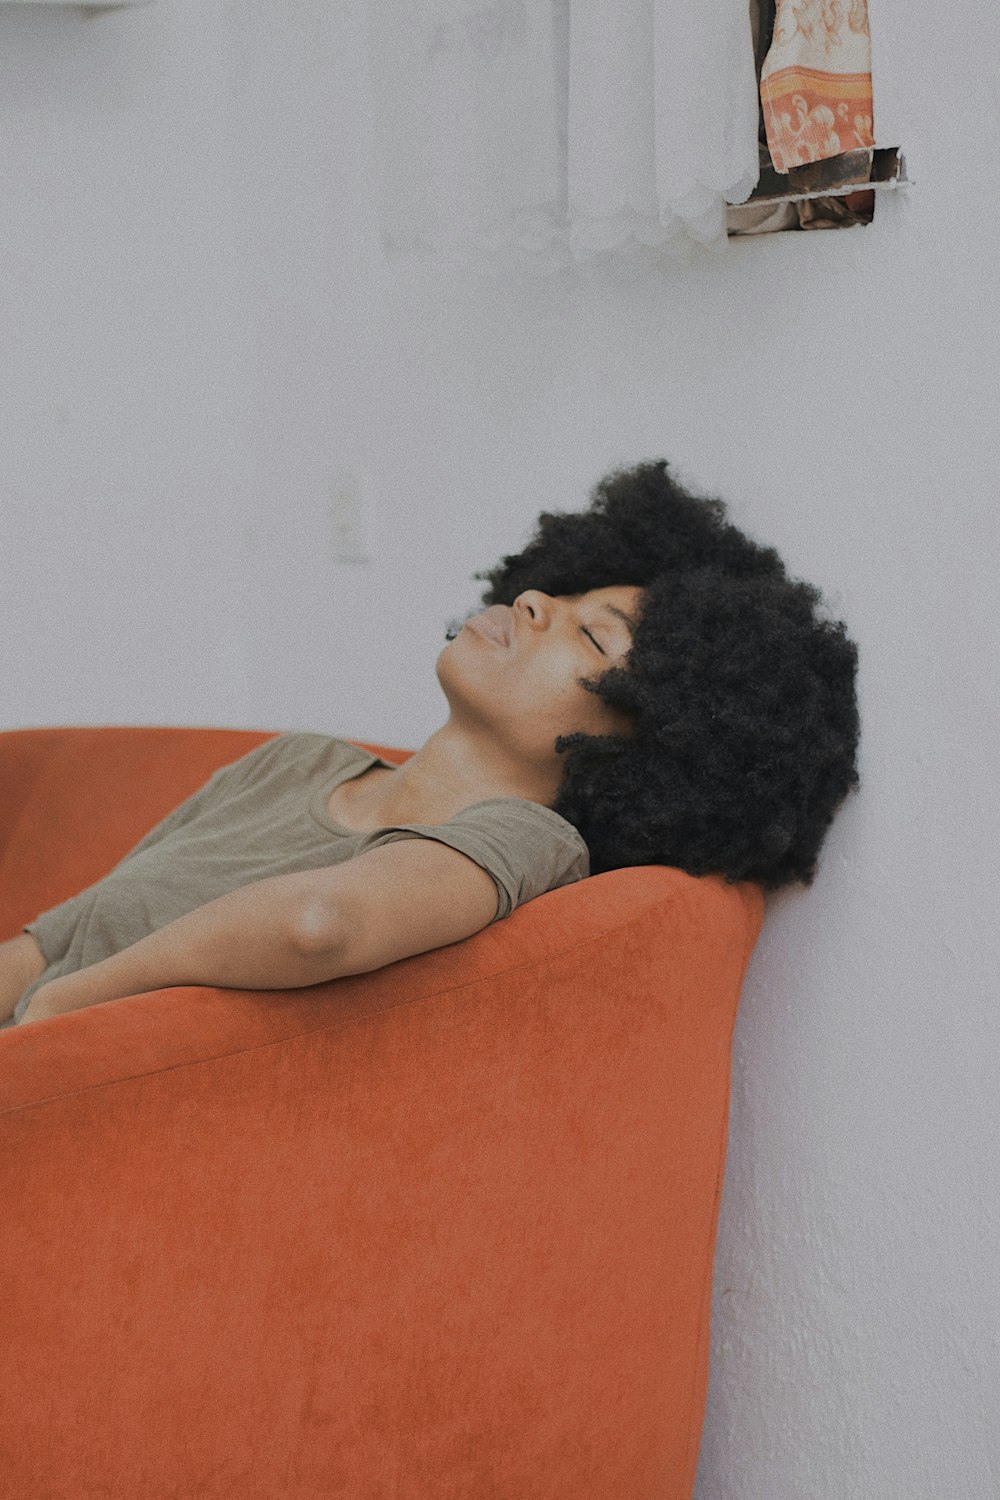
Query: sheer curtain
366 1 761 276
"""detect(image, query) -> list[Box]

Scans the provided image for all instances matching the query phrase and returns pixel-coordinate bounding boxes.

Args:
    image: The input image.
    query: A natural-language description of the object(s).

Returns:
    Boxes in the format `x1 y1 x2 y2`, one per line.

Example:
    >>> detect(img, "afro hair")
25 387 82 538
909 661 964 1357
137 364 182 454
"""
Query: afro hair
472 459 860 888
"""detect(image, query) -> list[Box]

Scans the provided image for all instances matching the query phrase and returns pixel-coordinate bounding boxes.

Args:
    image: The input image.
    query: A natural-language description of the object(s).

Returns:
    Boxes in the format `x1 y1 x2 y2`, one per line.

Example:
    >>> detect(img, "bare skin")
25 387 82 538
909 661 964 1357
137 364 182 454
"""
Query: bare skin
17 586 642 1026
0 933 47 1024
326 585 642 830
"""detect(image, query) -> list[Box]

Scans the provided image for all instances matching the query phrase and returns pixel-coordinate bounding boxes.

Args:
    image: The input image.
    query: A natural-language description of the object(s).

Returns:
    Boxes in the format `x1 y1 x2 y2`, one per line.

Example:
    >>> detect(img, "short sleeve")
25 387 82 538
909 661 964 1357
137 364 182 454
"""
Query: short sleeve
350 798 590 922
24 887 97 966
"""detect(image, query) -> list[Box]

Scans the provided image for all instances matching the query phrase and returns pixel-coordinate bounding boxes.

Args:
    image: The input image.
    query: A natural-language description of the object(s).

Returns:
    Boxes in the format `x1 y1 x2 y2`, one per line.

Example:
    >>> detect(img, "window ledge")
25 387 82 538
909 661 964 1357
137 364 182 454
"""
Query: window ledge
728 147 910 235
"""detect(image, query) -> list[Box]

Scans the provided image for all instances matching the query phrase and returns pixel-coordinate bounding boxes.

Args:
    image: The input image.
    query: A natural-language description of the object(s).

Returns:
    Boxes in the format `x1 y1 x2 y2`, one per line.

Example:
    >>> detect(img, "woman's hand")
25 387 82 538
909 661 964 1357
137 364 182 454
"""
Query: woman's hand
0 933 47 1024
19 972 131 1025
18 984 53 1025
20 962 143 1024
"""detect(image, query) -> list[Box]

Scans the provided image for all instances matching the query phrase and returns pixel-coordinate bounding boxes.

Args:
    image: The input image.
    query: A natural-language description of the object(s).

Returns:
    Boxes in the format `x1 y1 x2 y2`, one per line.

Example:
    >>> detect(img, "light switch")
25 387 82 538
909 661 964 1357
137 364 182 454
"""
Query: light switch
327 469 371 564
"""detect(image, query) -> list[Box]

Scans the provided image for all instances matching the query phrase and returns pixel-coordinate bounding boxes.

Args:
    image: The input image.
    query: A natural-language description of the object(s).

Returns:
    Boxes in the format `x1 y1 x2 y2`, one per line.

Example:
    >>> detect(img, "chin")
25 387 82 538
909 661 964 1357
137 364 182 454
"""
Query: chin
435 637 496 720
434 640 462 694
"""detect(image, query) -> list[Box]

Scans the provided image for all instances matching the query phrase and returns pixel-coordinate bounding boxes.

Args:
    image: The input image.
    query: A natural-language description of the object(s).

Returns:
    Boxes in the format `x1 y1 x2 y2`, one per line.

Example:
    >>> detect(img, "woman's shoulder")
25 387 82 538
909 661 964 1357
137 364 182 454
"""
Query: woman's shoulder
347 793 590 921
451 797 588 862
373 796 591 919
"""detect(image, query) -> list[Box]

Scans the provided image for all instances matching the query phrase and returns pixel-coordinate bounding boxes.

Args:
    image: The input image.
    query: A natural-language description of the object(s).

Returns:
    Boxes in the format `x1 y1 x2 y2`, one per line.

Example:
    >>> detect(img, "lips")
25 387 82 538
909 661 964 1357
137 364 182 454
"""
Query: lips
468 605 513 646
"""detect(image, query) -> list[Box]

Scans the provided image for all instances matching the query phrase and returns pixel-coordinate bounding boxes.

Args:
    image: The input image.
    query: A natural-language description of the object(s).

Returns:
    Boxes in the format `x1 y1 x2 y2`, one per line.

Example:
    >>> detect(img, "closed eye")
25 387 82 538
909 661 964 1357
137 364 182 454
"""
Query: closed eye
582 627 606 656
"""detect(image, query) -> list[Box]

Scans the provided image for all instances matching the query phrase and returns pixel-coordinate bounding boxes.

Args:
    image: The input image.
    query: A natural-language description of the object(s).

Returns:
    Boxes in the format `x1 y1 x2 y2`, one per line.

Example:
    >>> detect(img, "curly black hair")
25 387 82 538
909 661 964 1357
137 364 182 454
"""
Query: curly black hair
471 459 860 888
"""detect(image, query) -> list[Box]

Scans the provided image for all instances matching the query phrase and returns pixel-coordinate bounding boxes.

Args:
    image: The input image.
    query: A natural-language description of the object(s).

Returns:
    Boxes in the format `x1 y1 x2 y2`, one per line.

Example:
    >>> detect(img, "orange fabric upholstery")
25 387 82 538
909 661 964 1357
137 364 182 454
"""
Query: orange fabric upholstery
0 727 763 1500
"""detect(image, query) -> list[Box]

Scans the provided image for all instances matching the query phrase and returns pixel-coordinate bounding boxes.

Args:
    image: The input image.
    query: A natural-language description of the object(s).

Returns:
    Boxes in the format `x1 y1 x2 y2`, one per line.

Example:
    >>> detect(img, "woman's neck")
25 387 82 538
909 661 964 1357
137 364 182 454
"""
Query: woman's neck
340 723 558 830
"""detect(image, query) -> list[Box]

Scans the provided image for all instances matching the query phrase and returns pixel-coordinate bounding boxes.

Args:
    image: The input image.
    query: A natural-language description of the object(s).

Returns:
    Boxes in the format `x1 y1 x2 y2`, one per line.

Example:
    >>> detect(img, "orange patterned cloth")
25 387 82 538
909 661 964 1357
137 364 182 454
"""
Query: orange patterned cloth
760 0 874 172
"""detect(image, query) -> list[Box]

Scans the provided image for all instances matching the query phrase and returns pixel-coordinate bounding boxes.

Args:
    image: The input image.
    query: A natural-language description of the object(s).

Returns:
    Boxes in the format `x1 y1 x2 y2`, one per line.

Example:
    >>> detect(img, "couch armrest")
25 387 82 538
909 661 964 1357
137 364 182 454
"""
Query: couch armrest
0 869 761 1500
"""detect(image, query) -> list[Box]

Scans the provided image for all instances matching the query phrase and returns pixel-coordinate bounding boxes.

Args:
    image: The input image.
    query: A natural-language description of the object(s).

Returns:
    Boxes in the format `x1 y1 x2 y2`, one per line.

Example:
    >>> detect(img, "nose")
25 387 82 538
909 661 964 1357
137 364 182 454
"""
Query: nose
513 590 554 631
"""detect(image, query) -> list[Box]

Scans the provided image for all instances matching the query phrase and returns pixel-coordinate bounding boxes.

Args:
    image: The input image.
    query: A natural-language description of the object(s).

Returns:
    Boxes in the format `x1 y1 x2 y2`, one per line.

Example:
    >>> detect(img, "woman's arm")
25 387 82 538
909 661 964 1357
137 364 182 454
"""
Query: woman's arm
0 933 48 1023
19 841 499 1024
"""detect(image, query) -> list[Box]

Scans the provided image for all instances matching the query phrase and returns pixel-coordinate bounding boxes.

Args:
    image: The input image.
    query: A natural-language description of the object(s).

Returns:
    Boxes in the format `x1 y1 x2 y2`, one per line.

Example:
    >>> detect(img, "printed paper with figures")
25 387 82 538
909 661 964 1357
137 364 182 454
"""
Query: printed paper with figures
760 0 874 172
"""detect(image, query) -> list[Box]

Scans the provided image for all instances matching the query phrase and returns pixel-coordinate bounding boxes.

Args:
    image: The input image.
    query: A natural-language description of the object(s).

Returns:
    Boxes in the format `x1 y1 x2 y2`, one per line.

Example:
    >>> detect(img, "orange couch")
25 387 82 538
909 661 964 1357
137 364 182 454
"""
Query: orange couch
0 726 762 1500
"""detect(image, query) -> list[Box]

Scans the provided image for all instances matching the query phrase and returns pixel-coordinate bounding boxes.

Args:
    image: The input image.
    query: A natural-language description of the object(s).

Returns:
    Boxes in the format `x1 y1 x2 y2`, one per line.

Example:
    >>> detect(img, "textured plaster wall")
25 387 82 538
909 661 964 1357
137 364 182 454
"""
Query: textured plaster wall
1 2 998 1495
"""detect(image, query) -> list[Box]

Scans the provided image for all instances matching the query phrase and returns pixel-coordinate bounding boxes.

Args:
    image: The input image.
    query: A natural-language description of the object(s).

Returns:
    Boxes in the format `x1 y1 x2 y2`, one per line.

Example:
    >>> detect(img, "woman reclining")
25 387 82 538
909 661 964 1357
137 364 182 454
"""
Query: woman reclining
1 459 860 1029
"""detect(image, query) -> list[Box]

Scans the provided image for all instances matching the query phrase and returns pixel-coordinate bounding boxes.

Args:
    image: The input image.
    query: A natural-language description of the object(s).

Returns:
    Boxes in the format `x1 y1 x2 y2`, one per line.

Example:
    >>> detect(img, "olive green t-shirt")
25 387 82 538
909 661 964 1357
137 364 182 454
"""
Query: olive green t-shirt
7 733 589 1028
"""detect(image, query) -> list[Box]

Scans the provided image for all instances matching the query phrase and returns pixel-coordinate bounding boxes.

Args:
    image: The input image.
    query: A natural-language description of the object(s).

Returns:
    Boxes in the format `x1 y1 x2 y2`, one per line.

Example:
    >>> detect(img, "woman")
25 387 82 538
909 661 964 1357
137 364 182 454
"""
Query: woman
1 460 860 1029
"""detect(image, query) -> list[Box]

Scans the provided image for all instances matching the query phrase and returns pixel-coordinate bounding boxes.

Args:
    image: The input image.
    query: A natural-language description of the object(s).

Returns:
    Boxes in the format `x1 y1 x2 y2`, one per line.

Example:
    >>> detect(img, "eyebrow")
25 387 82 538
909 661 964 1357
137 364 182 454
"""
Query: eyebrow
600 604 638 632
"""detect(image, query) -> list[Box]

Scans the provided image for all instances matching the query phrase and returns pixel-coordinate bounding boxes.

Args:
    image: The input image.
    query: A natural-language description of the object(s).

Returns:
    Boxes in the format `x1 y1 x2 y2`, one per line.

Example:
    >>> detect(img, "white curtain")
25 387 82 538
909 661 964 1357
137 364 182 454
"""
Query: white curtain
366 1 761 276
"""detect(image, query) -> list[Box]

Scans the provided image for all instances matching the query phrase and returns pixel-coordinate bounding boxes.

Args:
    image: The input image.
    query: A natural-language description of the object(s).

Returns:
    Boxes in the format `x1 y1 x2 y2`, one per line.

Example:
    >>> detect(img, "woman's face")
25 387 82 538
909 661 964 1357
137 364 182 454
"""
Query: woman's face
437 584 642 780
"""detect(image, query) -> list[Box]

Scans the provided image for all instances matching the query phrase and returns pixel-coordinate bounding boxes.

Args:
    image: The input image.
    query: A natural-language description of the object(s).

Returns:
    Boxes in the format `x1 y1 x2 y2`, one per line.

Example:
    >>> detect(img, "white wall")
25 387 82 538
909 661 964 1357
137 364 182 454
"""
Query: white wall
2 2 998 1495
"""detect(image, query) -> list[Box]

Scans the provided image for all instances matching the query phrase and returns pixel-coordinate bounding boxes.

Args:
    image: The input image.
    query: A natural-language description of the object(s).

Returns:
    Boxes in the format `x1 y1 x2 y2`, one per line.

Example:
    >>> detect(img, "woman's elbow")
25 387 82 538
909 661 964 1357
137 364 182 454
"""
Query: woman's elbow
290 890 351 969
